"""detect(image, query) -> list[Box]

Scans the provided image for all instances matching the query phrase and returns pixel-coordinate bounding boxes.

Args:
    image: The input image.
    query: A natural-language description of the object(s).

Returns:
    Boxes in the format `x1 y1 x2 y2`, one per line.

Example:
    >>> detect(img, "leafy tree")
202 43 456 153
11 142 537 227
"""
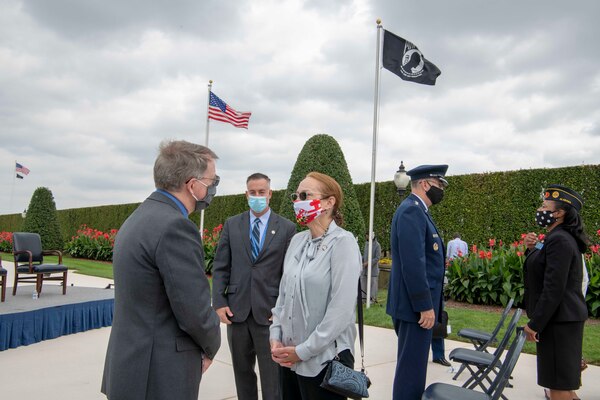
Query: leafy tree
22 187 64 250
277 134 365 240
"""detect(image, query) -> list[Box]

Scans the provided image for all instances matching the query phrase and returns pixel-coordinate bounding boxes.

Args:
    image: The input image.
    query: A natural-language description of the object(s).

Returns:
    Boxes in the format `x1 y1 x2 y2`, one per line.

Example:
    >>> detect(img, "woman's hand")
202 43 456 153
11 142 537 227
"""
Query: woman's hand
524 232 538 250
271 345 300 367
524 324 539 342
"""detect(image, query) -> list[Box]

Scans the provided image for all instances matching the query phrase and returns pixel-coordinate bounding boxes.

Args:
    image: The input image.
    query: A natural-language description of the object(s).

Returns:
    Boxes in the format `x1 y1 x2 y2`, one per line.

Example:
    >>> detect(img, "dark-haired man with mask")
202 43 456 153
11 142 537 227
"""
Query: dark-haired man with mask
387 164 448 400
212 173 296 400
102 140 221 400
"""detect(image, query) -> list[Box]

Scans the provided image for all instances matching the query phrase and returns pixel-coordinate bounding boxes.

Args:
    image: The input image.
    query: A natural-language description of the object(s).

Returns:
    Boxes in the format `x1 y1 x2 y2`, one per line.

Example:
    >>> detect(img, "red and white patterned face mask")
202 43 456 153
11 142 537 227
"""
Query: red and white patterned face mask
293 199 323 225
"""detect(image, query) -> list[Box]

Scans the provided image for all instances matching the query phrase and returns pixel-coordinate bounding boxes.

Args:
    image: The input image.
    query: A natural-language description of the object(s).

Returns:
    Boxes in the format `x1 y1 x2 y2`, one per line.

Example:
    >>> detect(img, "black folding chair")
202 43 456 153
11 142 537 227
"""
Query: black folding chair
452 298 514 378
458 298 514 351
422 328 526 400
450 309 522 398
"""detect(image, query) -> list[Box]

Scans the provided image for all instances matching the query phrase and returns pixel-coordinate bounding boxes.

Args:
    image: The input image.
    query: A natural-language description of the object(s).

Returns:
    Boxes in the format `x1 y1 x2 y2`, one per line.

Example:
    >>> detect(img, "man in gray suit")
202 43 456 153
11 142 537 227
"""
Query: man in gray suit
212 173 296 400
102 140 221 400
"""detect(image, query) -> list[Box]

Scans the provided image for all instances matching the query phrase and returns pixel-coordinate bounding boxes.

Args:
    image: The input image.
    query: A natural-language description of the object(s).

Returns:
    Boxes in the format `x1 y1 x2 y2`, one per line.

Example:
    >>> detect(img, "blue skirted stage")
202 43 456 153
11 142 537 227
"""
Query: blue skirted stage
0 285 114 351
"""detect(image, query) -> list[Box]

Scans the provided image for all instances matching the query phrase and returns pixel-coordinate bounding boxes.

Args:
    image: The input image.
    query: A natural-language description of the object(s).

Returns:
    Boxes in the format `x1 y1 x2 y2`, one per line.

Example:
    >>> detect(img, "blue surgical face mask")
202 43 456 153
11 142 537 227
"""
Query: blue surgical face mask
248 196 268 213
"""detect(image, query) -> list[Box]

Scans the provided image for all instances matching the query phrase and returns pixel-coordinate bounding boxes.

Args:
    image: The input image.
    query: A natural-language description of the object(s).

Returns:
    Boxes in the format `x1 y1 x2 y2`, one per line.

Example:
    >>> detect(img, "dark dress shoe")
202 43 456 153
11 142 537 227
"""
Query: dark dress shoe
432 358 451 367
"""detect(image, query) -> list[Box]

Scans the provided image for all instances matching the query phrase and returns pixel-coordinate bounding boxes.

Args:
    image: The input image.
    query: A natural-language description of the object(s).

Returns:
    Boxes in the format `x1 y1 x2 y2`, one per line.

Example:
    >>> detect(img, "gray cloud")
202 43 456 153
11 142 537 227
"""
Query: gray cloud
1 0 599 214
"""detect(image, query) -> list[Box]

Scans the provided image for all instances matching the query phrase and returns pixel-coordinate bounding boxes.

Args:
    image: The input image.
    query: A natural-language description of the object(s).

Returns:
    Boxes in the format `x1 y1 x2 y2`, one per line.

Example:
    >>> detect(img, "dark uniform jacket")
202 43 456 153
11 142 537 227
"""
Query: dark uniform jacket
102 192 221 400
212 210 296 325
524 225 588 333
386 193 445 323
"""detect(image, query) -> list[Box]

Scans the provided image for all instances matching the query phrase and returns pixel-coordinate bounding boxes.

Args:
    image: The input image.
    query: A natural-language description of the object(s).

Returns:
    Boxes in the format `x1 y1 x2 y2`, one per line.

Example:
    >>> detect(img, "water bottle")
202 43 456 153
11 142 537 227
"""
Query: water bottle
32 290 38 300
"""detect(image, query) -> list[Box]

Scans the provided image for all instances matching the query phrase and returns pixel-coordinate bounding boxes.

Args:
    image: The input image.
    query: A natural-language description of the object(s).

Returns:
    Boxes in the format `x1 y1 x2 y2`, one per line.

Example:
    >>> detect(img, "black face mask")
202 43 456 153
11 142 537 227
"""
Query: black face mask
426 185 444 205
195 184 217 211
535 210 557 228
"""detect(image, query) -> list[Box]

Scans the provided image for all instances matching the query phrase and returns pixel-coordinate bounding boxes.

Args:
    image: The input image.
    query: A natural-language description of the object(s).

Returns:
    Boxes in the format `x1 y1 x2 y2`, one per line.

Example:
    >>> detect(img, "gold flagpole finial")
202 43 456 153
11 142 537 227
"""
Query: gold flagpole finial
376 19 381 26
209 80 213 84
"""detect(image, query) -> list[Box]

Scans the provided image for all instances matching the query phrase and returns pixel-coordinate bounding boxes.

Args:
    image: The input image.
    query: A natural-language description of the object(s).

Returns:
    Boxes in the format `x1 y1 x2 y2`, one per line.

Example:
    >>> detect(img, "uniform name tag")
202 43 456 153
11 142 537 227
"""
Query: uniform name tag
432 234 439 238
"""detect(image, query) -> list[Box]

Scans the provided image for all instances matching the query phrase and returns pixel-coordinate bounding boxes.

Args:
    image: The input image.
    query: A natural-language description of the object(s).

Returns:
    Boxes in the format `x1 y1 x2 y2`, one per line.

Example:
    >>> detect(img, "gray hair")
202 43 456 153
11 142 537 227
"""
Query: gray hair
153 140 218 191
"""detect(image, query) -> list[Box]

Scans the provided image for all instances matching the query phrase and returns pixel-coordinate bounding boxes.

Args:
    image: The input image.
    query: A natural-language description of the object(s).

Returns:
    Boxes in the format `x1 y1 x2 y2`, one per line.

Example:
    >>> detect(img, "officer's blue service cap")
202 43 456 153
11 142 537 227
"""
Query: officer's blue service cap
407 164 449 186
544 184 583 212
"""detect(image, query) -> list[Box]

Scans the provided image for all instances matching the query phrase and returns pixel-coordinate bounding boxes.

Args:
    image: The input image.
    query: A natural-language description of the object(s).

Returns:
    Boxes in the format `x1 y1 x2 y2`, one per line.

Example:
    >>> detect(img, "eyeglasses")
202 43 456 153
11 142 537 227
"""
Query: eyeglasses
290 191 321 201
426 179 446 190
201 175 220 187
186 175 220 187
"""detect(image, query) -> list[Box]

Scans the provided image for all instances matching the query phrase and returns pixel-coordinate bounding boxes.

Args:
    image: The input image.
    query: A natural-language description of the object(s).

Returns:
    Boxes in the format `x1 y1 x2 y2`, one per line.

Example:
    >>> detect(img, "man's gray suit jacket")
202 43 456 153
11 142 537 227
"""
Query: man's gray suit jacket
212 210 296 325
101 191 221 400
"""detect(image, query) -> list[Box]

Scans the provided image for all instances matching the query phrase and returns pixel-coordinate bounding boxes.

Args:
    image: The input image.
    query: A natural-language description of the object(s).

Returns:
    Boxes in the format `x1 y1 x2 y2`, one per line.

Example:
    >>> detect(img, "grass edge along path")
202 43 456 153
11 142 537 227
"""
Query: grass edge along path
1 252 114 280
364 289 600 365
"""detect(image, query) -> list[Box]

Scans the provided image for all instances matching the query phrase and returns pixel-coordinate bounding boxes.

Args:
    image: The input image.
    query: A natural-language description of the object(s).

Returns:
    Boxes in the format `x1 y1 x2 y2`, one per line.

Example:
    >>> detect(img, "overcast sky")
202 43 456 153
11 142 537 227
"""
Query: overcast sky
2 0 599 214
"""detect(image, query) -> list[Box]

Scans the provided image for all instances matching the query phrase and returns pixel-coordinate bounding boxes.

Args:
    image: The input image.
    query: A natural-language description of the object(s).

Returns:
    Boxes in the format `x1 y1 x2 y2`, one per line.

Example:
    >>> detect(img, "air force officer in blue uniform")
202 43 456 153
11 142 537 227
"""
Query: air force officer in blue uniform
387 164 448 400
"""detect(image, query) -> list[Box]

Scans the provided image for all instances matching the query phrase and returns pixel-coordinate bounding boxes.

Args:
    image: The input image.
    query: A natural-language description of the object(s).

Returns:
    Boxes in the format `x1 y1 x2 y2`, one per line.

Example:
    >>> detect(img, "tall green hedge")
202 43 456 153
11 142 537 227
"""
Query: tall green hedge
1 164 599 251
277 134 365 240
21 187 63 250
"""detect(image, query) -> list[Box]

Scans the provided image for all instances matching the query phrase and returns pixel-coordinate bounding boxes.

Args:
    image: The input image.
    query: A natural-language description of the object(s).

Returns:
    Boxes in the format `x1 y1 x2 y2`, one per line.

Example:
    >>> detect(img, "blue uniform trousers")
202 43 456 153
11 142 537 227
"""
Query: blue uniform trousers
431 337 445 360
393 319 432 400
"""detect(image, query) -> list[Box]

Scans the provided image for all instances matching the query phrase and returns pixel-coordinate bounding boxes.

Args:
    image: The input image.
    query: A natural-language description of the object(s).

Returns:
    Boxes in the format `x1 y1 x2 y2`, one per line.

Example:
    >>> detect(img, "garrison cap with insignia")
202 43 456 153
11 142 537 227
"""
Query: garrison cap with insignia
543 184 583 212
407 164 449 186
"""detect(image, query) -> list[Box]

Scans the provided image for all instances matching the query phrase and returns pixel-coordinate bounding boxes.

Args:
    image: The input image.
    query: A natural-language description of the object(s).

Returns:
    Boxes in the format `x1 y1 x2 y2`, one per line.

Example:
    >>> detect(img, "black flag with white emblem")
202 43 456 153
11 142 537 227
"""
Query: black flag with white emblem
382 30 441 85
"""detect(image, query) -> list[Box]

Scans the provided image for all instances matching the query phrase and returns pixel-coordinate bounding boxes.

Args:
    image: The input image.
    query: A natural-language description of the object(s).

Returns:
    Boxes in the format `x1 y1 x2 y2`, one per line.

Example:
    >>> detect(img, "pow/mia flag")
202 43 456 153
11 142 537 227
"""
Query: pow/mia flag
382 30 441 85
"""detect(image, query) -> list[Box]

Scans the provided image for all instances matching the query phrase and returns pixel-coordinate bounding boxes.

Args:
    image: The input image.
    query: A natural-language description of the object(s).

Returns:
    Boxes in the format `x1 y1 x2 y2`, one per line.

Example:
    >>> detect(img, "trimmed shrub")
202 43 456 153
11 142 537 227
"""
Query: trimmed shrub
64 225 117 261
57 202 140 245
277 134 365 240
585 230 600 317
446 238 527 307
446 232 600 317
0 231 12 252
21 187 63 250
202 224 223 275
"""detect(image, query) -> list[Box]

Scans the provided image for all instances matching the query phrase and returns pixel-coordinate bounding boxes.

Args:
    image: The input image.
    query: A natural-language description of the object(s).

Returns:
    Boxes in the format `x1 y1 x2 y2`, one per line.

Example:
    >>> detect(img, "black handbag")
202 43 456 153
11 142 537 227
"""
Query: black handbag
432 310 448 339
320 282 371 399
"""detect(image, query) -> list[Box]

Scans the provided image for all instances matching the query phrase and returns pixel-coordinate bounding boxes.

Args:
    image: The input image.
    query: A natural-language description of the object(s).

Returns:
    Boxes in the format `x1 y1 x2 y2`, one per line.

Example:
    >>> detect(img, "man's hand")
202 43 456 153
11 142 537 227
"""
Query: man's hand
524 324 539 342
418 309 436 329
216 307 233 325
524 232 538 250
202 354 213 373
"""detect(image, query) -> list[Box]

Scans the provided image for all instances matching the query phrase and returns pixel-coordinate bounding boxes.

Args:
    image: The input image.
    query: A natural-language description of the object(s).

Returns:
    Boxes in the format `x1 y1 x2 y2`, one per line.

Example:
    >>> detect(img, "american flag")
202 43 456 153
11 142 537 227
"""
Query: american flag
208 92 251 129
16 162 30 175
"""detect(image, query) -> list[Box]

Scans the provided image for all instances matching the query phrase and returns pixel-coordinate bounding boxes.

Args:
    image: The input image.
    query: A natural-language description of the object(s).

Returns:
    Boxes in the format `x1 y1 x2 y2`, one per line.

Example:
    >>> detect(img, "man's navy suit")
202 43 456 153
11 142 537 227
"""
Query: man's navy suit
387 193 445 400
212 210 295 400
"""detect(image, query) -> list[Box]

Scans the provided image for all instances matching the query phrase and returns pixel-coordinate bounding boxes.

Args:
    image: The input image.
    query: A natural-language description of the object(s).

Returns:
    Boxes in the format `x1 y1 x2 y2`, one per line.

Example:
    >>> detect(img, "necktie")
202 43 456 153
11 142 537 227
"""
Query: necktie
251 218 261 261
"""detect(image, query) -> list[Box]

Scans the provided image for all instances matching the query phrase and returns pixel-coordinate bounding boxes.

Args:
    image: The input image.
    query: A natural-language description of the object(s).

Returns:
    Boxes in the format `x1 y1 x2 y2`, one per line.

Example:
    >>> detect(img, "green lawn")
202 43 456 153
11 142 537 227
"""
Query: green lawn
365 289 600 365
1 252 114 279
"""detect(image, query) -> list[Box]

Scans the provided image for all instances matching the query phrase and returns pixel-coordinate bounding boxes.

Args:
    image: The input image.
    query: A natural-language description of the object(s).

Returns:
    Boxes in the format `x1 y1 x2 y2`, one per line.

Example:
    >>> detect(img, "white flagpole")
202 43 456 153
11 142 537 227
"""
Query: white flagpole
199 80 212 238
366 20 383 308
9 160 16 212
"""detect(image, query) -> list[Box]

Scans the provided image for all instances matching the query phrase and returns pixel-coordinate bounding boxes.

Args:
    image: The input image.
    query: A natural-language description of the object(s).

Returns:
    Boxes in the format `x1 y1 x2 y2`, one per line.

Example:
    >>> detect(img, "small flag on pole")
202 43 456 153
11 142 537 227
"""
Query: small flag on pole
16 173 24 179
382 30 441 85
208 92 251 129
16 162 30 175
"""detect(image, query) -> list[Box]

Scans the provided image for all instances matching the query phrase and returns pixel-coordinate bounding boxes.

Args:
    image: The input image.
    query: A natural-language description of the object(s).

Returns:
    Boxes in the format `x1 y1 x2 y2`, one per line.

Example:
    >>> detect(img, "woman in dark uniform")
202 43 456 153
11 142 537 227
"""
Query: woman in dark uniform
523 184 589 400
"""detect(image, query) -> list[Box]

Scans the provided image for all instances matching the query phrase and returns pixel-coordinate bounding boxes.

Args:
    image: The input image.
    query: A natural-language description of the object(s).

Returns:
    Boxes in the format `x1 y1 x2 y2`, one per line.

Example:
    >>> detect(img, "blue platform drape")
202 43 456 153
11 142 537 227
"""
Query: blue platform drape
0 299 114 351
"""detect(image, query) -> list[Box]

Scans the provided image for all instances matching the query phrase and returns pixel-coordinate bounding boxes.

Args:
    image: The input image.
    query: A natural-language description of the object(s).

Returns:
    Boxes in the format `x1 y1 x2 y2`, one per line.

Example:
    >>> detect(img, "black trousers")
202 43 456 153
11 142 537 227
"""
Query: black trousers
280 349 354 400
227 312 280 400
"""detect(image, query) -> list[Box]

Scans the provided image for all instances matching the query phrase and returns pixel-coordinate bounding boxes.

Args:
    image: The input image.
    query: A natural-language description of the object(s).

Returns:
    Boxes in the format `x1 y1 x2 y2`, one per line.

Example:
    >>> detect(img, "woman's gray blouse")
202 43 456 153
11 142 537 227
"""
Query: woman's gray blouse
270 221 362 377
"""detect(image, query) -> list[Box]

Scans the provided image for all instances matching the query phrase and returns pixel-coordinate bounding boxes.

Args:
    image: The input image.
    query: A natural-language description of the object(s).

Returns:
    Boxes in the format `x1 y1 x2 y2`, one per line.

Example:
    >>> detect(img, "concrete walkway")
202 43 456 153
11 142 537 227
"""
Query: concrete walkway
1 268 599 399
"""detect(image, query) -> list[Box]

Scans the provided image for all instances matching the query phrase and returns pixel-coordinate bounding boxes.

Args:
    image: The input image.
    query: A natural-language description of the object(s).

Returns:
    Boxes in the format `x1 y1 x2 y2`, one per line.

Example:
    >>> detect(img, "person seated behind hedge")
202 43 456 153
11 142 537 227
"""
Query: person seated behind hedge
270 172 362 399
446 232 468 260
361 232 381 303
